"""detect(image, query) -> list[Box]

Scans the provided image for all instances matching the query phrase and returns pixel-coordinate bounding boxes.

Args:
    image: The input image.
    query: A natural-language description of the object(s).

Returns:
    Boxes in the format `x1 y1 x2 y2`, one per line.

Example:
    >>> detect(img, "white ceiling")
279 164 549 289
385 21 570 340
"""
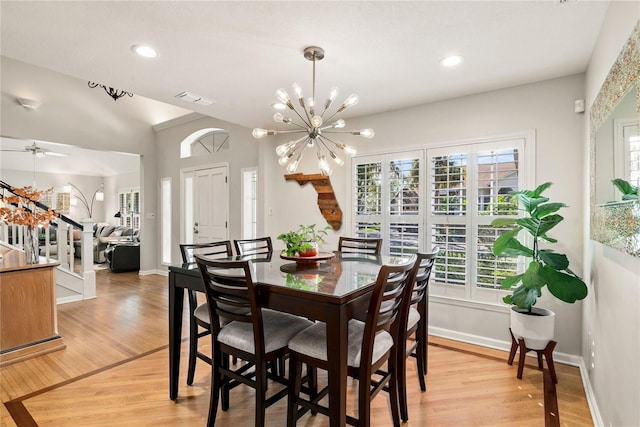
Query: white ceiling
0 136 140 176
0 1 610 173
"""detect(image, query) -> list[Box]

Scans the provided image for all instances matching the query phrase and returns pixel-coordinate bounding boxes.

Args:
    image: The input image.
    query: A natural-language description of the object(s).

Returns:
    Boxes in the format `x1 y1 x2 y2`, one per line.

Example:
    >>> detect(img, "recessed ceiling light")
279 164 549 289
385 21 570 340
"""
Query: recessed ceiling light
131 44 158 58
440 55 463 67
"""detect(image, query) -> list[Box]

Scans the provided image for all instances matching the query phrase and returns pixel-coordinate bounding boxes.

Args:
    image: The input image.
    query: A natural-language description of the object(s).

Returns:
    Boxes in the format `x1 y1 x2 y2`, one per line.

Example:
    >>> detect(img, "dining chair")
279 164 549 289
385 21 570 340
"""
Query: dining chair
396 248 439 422
234 237 273 257
195 256 314 427
179 241 233 386
337 236 382 255
286 259 415 427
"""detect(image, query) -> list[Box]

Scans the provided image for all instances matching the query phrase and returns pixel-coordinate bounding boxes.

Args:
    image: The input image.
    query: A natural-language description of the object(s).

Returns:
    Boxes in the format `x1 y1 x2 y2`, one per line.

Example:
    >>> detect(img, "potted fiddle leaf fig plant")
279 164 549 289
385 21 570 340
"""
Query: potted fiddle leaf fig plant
277 224 330 257
612 178 639 201
491 182 588 350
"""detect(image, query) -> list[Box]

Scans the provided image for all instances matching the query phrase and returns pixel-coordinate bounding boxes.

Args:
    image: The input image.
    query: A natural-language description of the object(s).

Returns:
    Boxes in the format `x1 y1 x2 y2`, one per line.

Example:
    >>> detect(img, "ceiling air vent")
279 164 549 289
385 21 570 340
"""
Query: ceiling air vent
174 91 214 106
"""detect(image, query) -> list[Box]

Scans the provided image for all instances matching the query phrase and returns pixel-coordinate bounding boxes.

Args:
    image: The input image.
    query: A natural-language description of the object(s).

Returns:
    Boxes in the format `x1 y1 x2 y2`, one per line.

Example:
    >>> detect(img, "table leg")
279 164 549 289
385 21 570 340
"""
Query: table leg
325 305 348 427
169 271 185 400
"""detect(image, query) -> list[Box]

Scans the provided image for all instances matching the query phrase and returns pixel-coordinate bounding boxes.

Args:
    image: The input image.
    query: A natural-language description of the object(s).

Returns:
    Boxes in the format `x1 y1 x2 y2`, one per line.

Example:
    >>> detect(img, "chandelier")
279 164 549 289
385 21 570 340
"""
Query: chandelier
252 46 374 175
88 81 133 101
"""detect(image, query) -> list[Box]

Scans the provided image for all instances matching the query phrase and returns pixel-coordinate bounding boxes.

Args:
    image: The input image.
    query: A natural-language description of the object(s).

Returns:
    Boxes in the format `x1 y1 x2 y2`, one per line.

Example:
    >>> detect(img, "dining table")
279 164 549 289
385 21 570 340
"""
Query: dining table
168 250 415 427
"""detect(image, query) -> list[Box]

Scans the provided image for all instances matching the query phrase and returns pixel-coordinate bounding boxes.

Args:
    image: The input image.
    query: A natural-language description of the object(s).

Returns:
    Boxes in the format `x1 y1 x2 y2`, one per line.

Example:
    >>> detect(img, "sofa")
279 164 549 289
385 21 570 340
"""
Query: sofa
74 223 137 263
104 243 140 272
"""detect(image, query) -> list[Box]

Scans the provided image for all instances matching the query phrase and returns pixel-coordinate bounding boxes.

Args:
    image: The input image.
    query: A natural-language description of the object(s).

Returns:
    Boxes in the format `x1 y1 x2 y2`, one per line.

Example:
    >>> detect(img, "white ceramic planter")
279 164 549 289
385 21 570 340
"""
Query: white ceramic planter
510 307 555 350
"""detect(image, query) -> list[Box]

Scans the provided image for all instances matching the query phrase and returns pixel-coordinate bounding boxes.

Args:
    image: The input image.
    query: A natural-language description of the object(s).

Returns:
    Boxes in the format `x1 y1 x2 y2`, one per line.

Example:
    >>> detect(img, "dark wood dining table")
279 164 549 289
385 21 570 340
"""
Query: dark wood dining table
168 250 414 427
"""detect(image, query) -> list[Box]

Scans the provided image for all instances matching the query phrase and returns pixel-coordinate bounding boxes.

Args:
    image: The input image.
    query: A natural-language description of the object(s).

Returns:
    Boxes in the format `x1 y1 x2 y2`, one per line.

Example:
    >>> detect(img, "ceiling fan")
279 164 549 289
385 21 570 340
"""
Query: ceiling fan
1 141 69 158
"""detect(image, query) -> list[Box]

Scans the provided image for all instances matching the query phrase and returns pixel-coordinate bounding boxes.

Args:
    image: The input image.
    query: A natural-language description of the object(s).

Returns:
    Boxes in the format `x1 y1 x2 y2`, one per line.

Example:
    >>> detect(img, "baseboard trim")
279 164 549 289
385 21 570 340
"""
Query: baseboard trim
57 295 83 305
138 269 166 276
579 358 604 427
429 326 582 367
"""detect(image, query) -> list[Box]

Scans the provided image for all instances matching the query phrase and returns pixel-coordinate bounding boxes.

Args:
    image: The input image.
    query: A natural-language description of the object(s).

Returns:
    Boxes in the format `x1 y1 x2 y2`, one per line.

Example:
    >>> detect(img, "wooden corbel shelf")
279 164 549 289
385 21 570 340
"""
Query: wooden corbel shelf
284 173 343 230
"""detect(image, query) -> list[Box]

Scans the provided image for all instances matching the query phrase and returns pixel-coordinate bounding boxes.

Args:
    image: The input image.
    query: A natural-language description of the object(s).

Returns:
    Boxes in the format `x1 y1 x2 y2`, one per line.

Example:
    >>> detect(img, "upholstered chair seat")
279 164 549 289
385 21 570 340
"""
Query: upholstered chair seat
219 309 313 355
288 319 393 368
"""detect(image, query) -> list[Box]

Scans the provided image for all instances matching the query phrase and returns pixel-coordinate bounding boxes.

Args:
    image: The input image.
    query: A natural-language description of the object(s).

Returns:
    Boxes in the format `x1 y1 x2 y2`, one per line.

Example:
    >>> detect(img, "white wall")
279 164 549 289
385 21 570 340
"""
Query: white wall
583 5 639 427
262 73 587 356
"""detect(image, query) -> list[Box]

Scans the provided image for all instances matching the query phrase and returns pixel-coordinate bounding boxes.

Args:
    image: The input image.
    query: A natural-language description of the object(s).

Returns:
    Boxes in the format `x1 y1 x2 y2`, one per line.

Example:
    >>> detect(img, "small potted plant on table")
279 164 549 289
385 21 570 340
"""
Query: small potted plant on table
277 224 330 257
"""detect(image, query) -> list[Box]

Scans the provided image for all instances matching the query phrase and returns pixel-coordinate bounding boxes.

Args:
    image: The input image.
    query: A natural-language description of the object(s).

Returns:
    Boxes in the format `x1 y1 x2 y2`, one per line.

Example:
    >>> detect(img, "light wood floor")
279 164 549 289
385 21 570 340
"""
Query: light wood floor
1 270 592 426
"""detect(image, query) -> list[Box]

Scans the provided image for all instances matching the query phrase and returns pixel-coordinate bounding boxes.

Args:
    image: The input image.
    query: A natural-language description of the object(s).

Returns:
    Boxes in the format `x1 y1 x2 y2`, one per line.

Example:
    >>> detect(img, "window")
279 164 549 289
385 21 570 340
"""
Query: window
161 178 171 265
117 189 140 230
242 168 258 239
351 134 533 303
427 134 532 303
180 128 230 159
352 151 423 256
614 118 639 195
624 124 639 186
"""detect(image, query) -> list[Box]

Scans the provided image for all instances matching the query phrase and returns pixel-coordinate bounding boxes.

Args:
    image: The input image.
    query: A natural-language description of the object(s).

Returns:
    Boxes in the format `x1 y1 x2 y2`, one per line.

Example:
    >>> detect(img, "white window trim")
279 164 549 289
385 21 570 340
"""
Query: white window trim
614 118 639 184
347 149 425 245
347 130 535 307
160 177 172 266
426 130 536 304
349 150 425 255
116 187 141 230
241 166 258 240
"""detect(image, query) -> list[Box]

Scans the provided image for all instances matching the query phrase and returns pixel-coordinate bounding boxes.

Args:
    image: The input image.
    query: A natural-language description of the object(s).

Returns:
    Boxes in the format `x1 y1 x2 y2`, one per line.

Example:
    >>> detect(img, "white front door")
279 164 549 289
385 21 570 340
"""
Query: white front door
193 166 228 243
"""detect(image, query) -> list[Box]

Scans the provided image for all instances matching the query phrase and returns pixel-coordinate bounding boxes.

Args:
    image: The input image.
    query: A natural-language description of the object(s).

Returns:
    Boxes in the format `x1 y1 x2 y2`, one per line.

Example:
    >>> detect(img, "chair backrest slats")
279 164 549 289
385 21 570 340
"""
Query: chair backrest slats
180 241 233 263
394 248 440 340
338 237 382 255
409 248 439 306
360 260 414 369
194 256 267 355
234 237 273 256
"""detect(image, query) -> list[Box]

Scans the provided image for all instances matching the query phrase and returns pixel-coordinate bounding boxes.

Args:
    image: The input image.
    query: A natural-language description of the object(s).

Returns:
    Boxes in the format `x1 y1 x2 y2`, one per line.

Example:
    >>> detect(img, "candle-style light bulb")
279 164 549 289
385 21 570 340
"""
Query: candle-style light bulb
275 142 293 156
276 88 291 105
324 86 340 109
311 116 323 128
252 128 268 138
287 153 302 173
337 94 359 113
318 153 333 176
278 155 291 166
329 87 339 101
332 119 346 129
340 144 357 156
358 128 375 139
329 150 344 165
293 83 303 100
344 145 357 156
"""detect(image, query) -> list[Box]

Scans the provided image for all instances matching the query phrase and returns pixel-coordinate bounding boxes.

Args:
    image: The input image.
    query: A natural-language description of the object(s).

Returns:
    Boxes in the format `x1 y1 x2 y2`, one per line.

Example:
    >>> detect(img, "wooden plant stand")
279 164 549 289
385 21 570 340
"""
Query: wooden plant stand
507 328 558 384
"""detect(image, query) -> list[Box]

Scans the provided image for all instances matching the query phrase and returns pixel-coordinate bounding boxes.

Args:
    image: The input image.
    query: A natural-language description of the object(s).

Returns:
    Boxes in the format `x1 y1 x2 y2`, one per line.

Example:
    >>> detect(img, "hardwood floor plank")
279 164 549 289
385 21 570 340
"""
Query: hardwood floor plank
0 270 592 426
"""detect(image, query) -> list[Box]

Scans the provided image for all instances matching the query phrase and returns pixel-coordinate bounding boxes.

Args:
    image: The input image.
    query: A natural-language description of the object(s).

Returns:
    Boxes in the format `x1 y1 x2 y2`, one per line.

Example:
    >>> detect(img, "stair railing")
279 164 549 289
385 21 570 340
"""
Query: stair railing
0 180 96 300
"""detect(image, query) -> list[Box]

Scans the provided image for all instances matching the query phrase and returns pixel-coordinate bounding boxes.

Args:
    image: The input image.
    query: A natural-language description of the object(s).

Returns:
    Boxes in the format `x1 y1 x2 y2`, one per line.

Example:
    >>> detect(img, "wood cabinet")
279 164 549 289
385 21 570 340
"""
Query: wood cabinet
0 256 66 366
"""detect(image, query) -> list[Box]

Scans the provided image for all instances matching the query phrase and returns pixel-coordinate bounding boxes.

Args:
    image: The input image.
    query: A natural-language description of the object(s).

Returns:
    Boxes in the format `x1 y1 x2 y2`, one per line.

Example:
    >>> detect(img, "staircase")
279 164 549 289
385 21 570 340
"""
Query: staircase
0 180 96 304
